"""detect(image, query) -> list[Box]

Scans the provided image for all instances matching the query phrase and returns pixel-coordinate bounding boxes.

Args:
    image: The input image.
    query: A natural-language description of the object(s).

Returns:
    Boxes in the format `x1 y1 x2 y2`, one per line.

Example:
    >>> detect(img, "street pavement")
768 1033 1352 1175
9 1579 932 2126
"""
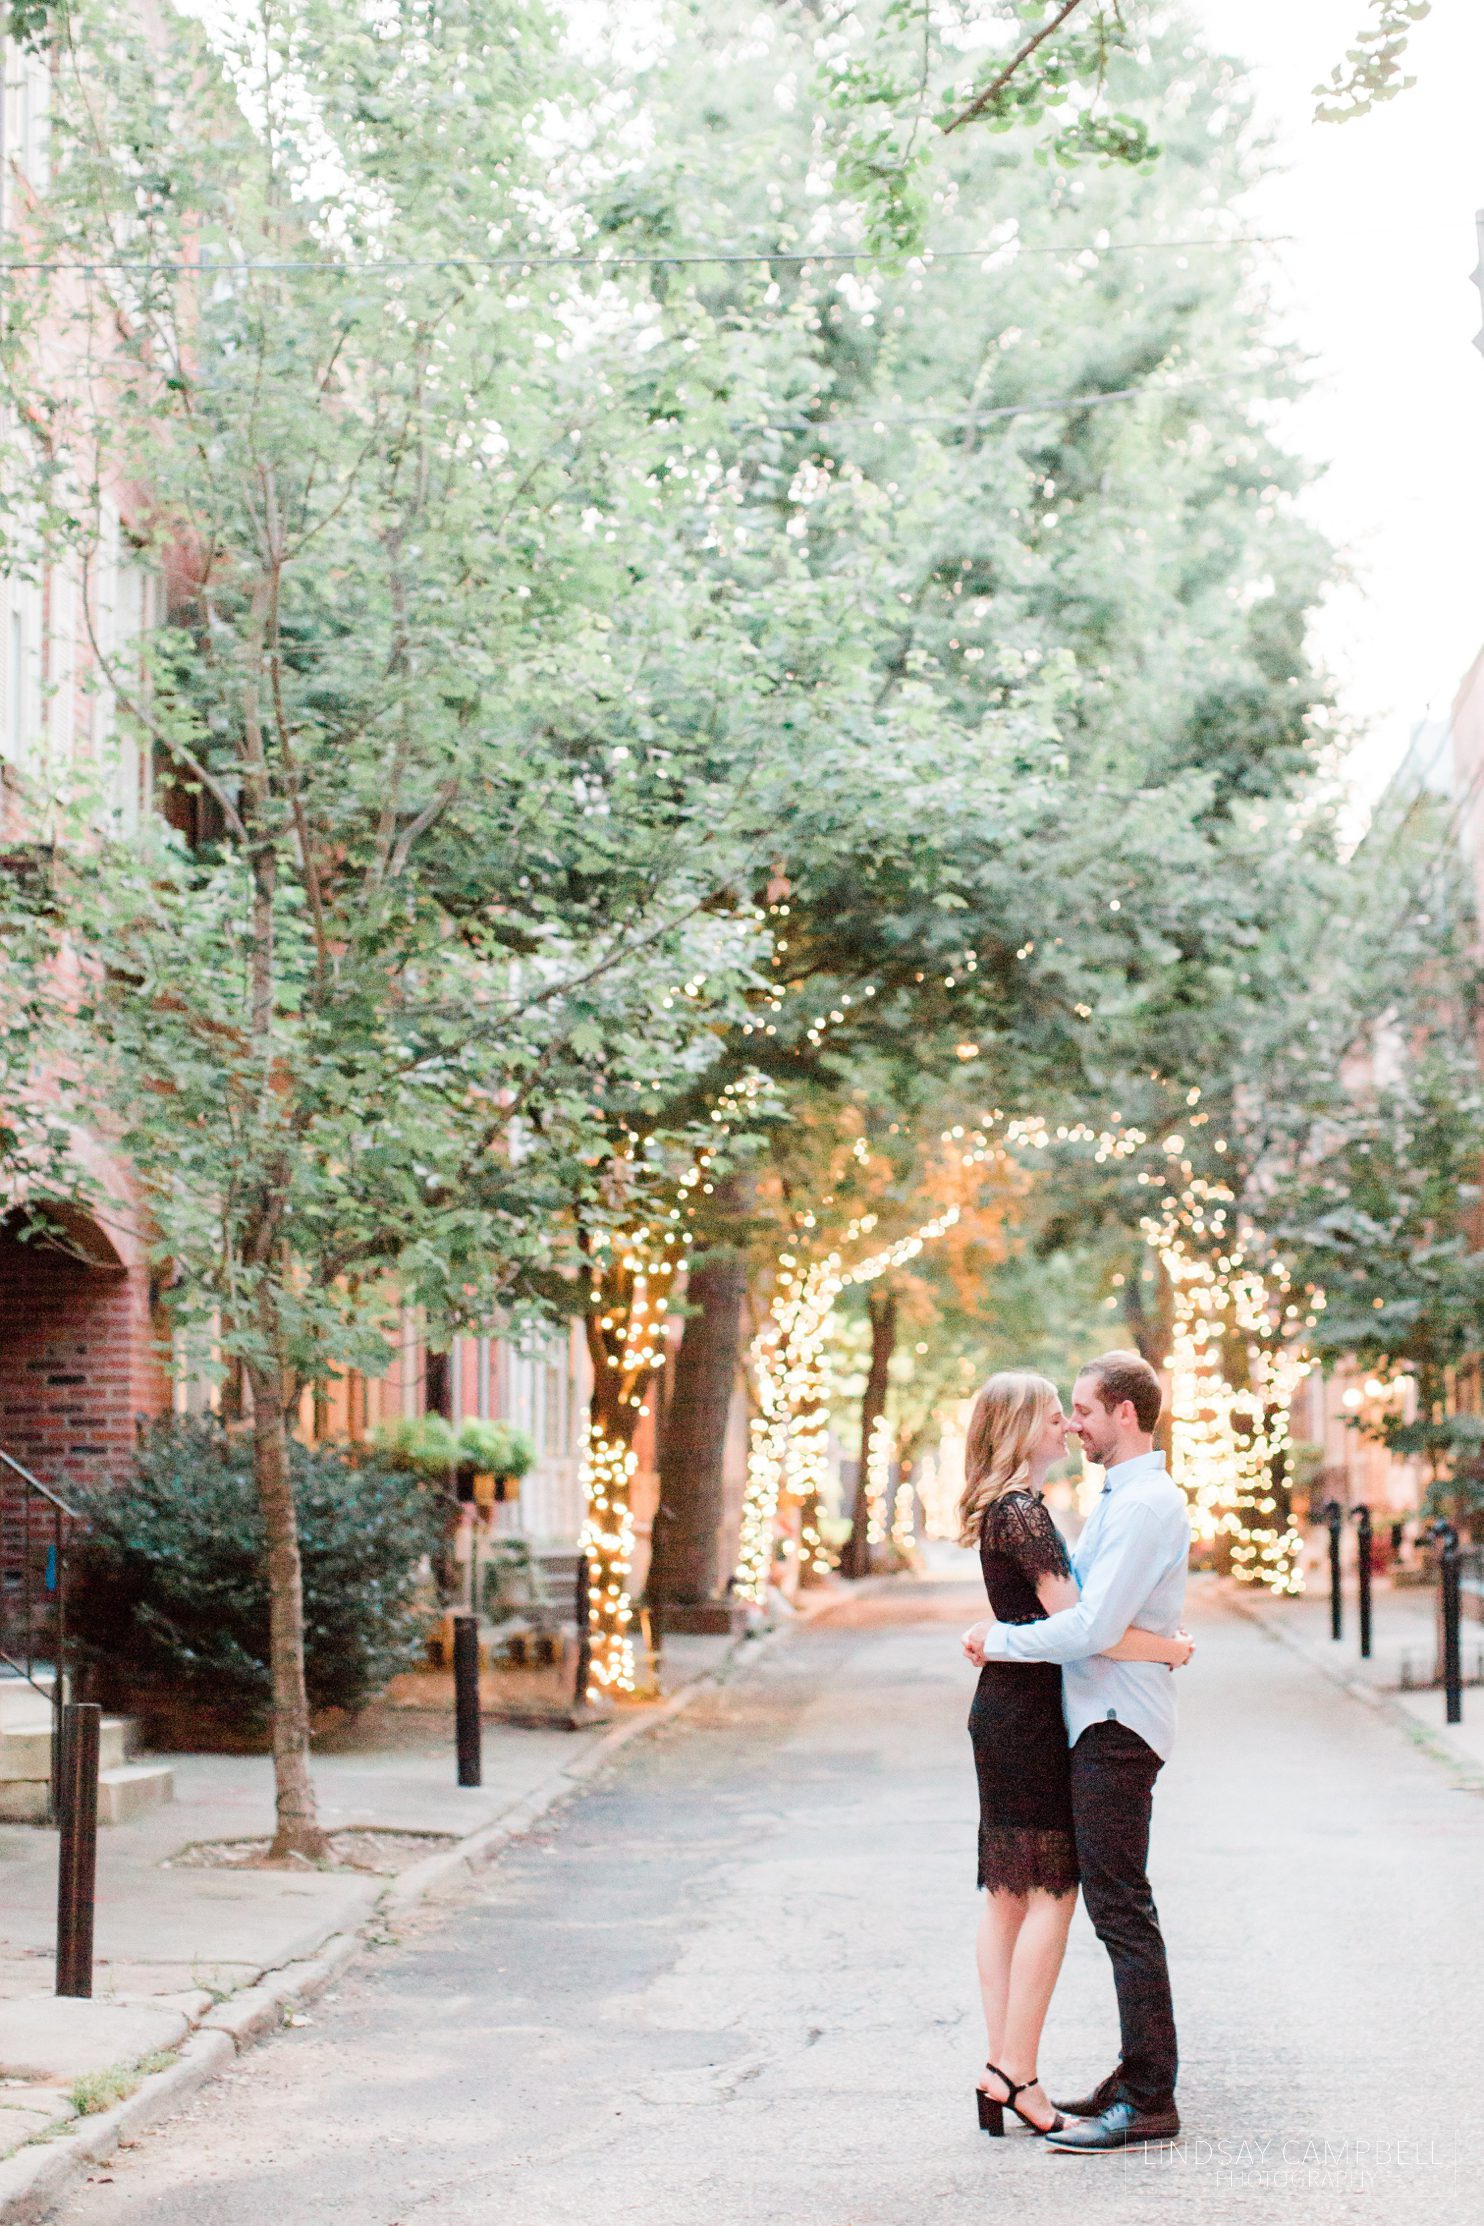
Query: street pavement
0 1638 731 2018
47 1571 1483 2225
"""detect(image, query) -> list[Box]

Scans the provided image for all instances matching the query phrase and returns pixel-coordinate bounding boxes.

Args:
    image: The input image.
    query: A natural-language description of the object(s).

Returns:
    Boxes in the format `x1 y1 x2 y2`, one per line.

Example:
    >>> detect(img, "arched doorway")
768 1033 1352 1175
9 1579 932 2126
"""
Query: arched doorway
0 1203 164 1488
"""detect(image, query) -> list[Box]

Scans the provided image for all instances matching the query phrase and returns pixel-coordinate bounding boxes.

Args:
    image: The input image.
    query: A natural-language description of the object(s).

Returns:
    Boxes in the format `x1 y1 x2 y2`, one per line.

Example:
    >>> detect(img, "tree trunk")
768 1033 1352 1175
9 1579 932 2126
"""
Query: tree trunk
235 579 326 1855
1123 1251 1175 1457
580 1253 658 1699
845 1285 897 1579
246 1355 328 1861
648 1249 747 1608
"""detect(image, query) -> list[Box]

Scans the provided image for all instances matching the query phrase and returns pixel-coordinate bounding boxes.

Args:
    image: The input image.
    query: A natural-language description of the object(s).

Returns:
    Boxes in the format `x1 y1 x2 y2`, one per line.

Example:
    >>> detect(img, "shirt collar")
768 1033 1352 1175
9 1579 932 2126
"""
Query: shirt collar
1101 1449 1167 1493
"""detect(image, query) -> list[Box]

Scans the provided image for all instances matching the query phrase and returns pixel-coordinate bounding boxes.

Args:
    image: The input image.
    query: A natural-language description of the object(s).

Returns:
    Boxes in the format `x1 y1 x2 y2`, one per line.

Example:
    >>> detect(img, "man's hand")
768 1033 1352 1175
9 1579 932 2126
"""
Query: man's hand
962 1617 995 1666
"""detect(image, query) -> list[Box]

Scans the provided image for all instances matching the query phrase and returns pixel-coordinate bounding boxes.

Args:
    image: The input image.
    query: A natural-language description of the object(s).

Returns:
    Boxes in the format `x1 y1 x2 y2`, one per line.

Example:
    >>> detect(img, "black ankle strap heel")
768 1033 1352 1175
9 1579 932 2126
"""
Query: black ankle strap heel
976 2062 1066 2138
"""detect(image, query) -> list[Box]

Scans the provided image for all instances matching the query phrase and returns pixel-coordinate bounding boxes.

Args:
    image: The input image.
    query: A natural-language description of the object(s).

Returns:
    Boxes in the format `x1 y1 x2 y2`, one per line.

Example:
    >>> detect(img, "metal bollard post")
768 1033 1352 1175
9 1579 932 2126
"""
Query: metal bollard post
573 1551 592 1708
1352 1505 1373 1660
1324 1500 1344 1642
55 1703 100 1998
1431 1520 1463 1725
452 1613 483 1787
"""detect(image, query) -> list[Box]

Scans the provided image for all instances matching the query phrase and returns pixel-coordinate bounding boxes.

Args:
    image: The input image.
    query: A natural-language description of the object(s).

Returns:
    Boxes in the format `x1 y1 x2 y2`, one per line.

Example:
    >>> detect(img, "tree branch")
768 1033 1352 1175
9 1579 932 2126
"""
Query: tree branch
77 549 250 846
262 480 331 985
387 777 461 877
942 0 1090 137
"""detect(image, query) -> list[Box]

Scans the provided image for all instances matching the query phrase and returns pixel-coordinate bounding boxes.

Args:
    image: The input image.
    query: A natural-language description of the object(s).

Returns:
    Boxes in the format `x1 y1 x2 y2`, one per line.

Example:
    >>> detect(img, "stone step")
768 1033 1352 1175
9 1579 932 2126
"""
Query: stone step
0 1716 132 1780
0 1779 49 1824
0 1759 174 1826
0 1676 55 1731
97 1761 174 1824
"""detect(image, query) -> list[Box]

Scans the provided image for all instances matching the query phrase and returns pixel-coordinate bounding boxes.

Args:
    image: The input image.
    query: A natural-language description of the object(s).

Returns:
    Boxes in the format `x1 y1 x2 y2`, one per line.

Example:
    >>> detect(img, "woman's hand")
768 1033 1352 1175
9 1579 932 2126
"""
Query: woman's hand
962 1618 994 1666
1170 1627 1196 1668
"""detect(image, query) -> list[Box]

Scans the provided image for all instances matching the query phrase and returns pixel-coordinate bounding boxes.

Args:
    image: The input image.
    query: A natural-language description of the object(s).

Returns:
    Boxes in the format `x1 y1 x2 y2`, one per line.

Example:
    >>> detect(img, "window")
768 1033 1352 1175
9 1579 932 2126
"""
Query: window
8 607 23 757
3 37 50 202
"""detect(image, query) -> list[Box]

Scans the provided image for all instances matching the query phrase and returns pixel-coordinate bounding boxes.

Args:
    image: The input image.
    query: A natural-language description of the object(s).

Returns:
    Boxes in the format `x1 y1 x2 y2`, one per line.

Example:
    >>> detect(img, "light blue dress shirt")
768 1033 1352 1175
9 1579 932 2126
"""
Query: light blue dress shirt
979 1450 1190 1761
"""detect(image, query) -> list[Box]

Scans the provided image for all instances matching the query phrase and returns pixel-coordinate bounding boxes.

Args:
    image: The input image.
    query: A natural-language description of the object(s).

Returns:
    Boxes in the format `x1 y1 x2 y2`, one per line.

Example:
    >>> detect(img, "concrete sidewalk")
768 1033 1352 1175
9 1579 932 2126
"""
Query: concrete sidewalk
1226 1574 1484 1782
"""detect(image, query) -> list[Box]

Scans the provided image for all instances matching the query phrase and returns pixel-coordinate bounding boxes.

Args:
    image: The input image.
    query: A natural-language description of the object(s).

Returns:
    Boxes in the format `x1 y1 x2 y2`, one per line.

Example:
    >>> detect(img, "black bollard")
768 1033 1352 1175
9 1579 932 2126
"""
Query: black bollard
1324 1500 1344 1642
55 1703 100 1998
452 1613 483 1787
573 1551 592 1708
1352 1505 1373 1660
1432 1521 1463 1725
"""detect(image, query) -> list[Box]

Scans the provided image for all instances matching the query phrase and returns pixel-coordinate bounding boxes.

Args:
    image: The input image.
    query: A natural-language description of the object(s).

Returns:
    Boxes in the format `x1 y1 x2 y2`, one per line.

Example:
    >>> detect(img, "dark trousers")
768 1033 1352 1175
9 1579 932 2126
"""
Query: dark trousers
1069 1721 1177 2112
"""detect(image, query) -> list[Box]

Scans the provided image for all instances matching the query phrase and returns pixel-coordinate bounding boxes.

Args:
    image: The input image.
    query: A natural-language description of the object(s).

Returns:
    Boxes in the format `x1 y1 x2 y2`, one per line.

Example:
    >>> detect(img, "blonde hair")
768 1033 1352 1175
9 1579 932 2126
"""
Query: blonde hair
956 1371 1061 1548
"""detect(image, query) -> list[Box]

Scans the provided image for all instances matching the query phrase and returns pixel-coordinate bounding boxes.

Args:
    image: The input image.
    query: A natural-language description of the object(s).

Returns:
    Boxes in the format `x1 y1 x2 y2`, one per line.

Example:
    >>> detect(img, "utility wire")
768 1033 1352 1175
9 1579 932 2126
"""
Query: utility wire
0 233 1291 277
809 367 1276 431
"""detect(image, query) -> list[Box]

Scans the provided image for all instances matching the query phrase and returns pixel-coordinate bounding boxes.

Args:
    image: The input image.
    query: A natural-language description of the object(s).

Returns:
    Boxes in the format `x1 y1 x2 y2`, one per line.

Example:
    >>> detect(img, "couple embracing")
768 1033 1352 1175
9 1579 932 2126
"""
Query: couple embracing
960 1351 1193 2155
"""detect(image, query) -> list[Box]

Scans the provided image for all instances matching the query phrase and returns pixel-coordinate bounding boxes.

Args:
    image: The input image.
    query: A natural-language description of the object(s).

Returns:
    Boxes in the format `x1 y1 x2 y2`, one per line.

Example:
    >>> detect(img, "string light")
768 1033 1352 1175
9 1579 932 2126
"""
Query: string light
735 1254 840 1607
866 1413 893 1547
579 1426 639 1695
978 1111 1314 1594
579 1238 674 1699
580 1072 773 1697
733 1207 961 1603
891 1475 918 1558
1145 1188 1310 1595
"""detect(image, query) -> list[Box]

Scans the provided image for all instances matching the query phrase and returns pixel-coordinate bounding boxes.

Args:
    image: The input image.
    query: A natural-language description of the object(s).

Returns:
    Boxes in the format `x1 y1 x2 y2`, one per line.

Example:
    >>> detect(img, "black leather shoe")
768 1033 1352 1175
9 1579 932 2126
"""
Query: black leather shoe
1044 2100 1180 2152
1049 2066 1124 2118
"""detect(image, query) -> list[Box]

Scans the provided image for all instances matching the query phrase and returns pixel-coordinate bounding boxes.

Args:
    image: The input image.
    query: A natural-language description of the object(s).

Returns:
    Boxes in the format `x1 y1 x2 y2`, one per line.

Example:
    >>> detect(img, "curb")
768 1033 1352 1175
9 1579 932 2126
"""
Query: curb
1220 1581 1484 1792
0 2031 233 2223
0 1600 834 2224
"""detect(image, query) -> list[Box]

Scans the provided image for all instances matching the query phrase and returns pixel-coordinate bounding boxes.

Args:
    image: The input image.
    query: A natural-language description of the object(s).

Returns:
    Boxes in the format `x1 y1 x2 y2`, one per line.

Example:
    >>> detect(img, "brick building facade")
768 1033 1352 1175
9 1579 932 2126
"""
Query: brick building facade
0 1206 166 1491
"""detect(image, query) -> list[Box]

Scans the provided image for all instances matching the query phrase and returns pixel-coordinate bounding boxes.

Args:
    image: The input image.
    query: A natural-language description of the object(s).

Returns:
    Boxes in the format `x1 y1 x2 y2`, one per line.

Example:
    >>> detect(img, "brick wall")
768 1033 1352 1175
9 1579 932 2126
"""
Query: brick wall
0 1220 168 1490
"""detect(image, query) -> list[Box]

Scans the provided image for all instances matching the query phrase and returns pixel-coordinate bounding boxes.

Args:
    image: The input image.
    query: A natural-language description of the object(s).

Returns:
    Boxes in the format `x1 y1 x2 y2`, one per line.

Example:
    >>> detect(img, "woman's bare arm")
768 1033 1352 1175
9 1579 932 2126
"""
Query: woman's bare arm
1035 1570 1080 1615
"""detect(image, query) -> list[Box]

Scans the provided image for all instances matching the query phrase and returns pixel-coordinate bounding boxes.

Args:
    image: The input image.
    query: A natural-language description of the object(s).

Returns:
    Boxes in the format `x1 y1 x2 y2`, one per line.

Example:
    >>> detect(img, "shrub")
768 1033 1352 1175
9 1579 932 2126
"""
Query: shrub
71 1419 442 1722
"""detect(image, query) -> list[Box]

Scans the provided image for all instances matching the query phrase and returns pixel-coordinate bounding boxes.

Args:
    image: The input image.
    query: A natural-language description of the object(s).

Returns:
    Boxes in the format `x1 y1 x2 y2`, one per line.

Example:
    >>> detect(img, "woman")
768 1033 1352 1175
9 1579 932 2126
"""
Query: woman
963 1370 1191 2138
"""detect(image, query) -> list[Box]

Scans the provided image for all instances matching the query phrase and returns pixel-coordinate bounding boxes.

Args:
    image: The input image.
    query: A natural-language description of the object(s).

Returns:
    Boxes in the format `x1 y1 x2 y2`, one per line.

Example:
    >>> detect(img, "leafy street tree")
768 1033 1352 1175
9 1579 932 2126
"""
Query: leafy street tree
622 0 1353 1591
821 2 1438 249
0 0 1448 1839
0 0 840 1848
1274 1039 1484 1517
1257 780 1484 1524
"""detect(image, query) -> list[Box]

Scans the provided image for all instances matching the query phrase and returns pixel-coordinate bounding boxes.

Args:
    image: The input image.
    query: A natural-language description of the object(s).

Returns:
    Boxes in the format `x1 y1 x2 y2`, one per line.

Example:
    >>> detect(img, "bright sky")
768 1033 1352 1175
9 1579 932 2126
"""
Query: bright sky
1195 0 1484 807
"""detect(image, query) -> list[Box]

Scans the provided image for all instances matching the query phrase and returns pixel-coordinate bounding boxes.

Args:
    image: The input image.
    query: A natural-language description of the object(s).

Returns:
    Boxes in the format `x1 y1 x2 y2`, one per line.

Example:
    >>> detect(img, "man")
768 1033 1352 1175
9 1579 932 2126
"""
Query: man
962 1350 1190 2152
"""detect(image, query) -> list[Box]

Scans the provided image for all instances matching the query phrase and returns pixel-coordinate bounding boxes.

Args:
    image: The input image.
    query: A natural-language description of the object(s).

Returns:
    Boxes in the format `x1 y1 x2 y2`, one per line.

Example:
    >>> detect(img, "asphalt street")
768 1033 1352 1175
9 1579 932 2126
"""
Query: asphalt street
49 1573 1484 2225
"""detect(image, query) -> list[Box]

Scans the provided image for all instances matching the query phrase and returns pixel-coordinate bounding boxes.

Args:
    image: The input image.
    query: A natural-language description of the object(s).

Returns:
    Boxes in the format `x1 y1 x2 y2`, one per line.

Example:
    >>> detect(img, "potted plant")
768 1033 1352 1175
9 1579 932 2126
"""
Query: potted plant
456 1417 536 1507
369 1412 461 1479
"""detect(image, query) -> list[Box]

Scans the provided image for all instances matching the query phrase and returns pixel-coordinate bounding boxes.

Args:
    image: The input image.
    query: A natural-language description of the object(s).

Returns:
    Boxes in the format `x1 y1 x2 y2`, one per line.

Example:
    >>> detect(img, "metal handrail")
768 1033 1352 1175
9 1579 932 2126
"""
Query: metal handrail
0 1445 77 1744
0 1444 79 1520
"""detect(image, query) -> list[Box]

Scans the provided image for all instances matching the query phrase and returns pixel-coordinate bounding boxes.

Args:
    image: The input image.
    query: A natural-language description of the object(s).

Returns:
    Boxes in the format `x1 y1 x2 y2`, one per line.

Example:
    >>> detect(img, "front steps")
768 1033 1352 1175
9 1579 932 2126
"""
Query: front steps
0 1677 174 1824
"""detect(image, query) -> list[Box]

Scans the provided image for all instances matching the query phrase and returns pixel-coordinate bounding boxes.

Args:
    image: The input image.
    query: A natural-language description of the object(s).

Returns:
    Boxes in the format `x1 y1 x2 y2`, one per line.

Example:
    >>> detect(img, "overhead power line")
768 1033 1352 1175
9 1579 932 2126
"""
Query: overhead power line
0 233 1291 278
816 367 1277 431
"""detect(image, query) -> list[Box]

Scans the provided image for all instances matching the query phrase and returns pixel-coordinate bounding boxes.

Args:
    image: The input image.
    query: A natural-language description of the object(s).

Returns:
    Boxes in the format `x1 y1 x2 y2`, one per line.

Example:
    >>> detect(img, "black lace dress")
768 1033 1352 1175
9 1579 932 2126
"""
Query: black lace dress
968 1489 1080 1897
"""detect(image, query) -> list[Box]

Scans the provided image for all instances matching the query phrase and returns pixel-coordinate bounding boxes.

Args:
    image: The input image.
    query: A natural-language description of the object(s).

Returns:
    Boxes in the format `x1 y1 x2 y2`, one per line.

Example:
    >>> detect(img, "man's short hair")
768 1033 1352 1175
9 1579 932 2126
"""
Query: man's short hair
1078 1350 1163 1435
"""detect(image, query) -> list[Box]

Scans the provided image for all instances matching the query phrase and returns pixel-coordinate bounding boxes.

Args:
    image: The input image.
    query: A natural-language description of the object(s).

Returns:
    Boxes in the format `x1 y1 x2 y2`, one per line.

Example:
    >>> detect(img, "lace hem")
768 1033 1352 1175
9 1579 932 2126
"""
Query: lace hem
977 1825 1079 1897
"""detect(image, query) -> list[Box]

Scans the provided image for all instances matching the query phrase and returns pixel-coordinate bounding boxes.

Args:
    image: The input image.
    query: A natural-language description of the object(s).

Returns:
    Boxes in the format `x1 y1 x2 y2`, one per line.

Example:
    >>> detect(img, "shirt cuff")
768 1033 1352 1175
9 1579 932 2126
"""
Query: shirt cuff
981 1622 1015 1659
